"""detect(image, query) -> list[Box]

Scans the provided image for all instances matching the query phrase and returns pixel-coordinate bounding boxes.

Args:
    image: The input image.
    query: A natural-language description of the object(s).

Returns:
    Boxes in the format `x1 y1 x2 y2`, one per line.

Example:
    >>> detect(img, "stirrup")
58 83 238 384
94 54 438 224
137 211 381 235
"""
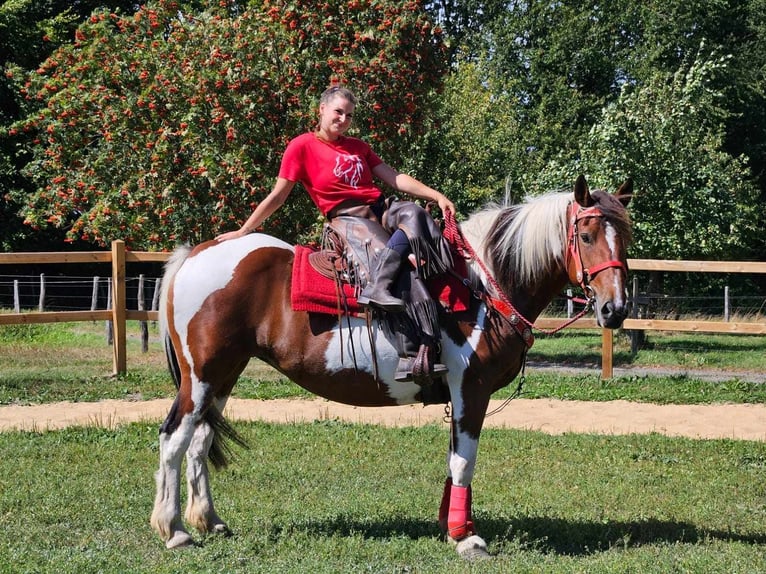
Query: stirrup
394 359 448 384
394 344 448 386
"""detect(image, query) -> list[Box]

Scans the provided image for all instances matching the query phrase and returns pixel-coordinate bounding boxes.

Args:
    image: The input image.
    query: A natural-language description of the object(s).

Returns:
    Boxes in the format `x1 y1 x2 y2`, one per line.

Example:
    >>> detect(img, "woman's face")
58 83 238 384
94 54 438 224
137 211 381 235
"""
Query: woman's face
318 94 355 139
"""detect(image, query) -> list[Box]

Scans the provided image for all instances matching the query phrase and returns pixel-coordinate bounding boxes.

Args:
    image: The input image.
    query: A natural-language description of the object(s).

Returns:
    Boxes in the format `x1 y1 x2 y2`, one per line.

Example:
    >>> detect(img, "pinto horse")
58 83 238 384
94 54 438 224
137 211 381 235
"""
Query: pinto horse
151 175 633 557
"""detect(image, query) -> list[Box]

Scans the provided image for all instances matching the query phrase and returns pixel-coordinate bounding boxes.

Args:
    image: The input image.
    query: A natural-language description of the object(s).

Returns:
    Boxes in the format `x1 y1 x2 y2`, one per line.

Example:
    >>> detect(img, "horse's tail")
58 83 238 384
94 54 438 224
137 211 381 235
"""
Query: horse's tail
159 245 191 390
158 244 247 470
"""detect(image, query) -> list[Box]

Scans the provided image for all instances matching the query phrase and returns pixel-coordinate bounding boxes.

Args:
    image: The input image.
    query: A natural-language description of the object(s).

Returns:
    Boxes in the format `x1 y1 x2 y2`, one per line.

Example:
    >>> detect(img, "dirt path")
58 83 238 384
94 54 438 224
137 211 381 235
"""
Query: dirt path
1 397 764 441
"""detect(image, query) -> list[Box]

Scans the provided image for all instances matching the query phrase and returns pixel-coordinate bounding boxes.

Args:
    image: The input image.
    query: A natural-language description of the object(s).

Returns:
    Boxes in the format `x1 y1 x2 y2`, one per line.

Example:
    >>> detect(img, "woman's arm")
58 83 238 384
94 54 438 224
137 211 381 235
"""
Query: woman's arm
372 163 455 214
216 177 296 241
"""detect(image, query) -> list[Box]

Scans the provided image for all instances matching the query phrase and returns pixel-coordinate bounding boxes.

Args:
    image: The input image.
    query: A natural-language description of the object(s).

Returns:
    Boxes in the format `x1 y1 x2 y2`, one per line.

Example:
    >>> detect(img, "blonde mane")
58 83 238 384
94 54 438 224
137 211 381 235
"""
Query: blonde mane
460 192 572 289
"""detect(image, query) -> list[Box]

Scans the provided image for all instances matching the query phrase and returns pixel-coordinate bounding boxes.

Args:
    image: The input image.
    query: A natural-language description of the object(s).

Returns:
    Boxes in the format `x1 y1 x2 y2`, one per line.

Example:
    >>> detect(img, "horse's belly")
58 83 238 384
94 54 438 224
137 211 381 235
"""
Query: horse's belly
274 321 423 407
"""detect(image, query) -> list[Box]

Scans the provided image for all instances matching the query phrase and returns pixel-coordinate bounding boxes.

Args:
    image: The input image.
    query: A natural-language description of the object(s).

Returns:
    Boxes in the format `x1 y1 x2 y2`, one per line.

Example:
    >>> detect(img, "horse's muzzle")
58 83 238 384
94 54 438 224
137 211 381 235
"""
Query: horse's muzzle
598 300 628 329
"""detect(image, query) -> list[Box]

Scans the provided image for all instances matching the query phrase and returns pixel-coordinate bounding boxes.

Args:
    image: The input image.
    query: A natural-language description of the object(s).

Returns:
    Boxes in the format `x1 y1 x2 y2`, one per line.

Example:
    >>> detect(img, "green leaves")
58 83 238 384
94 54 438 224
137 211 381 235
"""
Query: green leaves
574 53 759 260
11 0 447 249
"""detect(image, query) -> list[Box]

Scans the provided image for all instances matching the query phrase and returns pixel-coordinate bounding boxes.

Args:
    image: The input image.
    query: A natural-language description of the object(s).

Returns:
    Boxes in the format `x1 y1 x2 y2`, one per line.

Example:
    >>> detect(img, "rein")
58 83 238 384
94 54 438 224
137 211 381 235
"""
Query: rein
443 211 534 347
442 205 615 345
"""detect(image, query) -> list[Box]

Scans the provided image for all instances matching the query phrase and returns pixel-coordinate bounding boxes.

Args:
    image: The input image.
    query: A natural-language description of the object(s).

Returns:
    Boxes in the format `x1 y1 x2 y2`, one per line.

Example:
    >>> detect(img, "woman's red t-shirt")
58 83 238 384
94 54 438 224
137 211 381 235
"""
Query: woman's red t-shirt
278 132 384 215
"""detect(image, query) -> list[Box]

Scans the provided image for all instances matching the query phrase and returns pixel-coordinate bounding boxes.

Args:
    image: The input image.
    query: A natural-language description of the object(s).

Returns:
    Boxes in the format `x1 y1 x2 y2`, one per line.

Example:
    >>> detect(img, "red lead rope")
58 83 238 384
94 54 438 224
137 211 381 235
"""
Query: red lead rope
442 210 595 347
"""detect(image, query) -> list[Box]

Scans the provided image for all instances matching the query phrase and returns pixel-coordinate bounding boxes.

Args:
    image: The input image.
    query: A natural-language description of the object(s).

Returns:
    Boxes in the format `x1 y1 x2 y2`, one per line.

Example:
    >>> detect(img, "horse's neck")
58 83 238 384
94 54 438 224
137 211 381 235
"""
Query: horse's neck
461 205 571 323
506 272 569 322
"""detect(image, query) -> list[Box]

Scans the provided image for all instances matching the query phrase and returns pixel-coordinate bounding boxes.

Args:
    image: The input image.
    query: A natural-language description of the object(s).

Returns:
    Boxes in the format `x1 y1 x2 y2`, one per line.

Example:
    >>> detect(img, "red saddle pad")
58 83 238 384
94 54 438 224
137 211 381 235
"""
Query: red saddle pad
290 245 470 315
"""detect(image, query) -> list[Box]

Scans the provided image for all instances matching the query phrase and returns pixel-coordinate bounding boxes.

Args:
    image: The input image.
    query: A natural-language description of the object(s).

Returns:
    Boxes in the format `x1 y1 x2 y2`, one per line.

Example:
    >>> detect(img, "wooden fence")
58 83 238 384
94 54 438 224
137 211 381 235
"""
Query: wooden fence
0 241 164 374
1 241 764 377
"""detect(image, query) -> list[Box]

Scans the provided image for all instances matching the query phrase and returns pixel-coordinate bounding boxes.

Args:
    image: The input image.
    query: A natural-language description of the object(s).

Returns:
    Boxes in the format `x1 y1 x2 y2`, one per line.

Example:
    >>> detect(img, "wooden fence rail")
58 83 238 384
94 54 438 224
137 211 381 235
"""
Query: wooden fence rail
0 241 165 374
1 242 764 377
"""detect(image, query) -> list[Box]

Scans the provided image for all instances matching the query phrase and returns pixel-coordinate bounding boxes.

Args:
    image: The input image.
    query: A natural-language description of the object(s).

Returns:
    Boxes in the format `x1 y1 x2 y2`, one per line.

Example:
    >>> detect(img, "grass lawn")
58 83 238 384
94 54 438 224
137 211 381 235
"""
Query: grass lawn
1 321 764 406
1 319 764 573
0 421 764 573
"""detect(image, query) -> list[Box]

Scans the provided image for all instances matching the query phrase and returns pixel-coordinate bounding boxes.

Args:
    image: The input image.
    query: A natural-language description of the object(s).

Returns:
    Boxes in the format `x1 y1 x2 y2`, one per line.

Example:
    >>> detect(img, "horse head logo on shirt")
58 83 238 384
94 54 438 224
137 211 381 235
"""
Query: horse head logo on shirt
333 154 364 188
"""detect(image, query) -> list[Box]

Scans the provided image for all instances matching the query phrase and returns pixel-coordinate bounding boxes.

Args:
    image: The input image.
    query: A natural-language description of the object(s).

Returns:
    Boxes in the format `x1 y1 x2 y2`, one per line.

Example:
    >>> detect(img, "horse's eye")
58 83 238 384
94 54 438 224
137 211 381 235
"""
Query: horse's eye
579 232 591 244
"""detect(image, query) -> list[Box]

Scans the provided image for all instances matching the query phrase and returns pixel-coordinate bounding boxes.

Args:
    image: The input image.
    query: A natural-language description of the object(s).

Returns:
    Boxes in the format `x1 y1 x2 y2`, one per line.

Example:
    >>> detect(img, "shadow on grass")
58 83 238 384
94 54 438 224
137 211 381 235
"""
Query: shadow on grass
270 514 766 556
527 352 636 367
481 515 766 555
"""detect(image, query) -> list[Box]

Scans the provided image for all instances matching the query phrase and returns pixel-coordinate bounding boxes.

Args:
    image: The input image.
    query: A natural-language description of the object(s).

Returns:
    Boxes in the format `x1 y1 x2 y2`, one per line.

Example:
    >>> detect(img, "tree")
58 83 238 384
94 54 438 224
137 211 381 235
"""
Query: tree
535 54 759 263
413 56 524 215
461 1 766 256
8 0 447 249
1 0 141 251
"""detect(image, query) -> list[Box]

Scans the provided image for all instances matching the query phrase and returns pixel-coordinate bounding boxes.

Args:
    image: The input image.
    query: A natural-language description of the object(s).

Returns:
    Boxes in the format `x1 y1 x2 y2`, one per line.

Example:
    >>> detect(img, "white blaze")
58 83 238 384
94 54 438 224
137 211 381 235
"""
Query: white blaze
604 222 625 308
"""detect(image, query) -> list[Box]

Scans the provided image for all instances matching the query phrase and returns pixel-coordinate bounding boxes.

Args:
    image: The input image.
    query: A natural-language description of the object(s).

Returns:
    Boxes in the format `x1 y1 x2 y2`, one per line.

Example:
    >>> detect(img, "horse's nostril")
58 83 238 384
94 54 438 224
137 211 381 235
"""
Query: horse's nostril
601 300 627 328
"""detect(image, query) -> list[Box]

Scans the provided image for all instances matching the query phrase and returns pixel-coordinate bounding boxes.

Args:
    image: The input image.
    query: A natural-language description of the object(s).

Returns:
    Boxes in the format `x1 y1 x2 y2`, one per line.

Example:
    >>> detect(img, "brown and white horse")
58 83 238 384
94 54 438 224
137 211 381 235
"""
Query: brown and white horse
150 175 633 557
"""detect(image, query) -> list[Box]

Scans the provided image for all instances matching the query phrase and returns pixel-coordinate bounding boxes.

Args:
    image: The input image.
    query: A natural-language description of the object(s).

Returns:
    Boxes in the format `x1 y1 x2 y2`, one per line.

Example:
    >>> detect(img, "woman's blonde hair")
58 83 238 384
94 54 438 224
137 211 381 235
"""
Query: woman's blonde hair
320 85 357 105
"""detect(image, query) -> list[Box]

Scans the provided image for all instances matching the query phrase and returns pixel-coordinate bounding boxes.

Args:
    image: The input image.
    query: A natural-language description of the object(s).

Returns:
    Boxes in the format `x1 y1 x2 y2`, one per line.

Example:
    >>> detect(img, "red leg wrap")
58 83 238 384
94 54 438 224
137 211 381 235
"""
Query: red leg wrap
438 477 452 532
447 483 475 540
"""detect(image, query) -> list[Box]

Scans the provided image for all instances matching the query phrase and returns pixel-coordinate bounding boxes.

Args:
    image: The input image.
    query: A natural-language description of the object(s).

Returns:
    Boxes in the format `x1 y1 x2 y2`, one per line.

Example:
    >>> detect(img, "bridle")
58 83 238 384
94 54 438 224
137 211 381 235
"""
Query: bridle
565 203 628 299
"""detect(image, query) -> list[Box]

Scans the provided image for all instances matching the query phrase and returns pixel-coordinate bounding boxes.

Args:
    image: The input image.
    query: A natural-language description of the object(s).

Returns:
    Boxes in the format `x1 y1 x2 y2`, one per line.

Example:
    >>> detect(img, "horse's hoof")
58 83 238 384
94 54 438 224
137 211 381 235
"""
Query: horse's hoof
165 531 194 549
455 535 490 560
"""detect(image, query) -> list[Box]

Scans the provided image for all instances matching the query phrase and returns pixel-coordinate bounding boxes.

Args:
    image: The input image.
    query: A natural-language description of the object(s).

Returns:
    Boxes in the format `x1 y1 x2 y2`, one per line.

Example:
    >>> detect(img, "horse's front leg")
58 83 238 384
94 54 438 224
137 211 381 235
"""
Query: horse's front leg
184 399 230 537
150 405 198 549
438 396 491 560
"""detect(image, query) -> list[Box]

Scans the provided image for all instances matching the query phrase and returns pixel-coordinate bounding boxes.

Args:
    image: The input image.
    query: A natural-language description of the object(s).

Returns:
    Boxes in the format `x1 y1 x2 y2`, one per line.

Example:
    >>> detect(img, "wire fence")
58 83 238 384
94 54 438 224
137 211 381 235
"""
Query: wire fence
0 274 161 313
3 274 764 321
538 289 765 322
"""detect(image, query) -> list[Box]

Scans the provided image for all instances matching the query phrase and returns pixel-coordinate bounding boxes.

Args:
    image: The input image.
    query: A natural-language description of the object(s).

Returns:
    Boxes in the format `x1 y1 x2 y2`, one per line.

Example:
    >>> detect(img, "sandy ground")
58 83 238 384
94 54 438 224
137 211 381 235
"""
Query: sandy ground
1 397 764 441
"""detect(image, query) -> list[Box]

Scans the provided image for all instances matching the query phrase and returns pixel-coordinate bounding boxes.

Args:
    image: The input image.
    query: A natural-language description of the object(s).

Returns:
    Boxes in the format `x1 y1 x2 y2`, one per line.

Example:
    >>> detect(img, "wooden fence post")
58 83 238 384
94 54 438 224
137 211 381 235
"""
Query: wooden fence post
151 277 161 325
38 273 45 312
105 279 113 344
601 327 614 379
138 274 148 353
91 276 100 314
111 240 127 375
630 276 640 355
13 279 20 313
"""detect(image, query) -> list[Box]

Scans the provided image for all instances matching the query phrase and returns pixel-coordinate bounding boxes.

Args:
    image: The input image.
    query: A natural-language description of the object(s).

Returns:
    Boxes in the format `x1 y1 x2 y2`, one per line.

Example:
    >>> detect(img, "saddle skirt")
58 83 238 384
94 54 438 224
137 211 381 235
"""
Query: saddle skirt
290 245 470 316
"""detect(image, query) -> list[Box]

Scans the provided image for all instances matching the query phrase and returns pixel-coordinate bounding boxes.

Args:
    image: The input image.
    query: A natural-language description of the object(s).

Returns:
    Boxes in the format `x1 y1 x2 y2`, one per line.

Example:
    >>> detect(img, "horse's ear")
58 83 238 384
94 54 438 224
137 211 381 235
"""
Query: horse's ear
574 174 595 207
615 178 633 207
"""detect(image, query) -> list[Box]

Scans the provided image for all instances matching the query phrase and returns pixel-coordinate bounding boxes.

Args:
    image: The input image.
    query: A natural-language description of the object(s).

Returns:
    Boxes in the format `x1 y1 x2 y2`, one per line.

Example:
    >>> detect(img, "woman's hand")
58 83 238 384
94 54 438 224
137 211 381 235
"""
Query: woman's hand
215 178 296 243
434 193 456 216
215 228 248 242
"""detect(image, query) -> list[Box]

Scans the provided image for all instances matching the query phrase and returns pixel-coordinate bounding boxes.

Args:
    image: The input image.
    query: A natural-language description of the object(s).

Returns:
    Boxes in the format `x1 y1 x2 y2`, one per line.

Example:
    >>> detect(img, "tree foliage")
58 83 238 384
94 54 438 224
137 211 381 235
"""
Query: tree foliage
0 0 139 250
535 54 759 261
412 56 523 215
428 0 766 262
3 0 766 268
9 0 447 249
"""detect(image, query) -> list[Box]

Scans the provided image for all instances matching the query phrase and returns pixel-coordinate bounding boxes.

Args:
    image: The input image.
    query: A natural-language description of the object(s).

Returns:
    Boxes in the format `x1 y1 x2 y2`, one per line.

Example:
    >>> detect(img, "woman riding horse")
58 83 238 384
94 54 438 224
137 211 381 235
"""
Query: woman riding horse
216 86 455 385
152 174 633 556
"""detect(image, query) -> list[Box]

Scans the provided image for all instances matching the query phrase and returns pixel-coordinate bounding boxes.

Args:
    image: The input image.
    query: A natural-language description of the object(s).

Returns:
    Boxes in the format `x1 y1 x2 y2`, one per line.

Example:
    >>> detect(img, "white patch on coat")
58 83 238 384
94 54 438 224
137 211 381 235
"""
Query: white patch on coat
604 222 625 308
173 235 293 407
323 318 422 403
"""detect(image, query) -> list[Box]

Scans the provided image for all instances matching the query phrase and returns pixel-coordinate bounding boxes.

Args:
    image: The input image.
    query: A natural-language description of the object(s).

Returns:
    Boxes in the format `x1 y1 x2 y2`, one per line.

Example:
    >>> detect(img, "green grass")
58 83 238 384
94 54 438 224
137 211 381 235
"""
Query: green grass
0 421 764 573
1 322 764 572
0 321 764 406
529 328 766 372
0 321 311 405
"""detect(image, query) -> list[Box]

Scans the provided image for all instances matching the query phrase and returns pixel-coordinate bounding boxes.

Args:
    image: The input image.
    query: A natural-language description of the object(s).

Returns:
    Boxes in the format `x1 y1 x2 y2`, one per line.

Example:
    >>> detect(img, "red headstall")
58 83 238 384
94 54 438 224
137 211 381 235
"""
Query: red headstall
566 203 627 294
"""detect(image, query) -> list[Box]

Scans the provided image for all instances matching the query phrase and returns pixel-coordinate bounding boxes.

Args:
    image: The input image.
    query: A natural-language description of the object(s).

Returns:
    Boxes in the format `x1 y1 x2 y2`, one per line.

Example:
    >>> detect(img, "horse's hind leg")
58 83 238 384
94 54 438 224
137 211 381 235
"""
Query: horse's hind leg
150 399 199 549
184 397 230 536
